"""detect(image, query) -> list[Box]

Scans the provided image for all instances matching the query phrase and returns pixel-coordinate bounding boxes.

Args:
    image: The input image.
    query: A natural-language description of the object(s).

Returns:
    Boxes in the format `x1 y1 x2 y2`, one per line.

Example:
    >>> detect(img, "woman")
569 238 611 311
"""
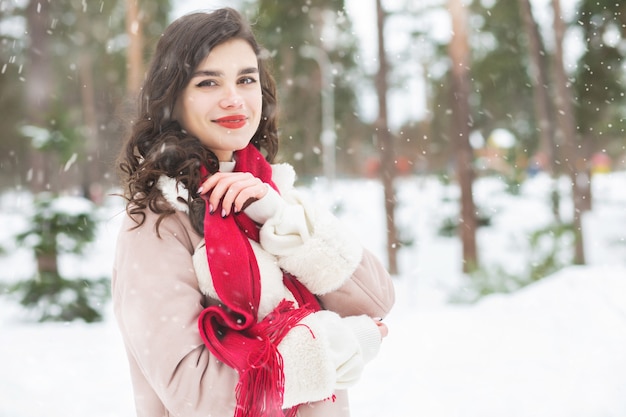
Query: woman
113 8 394 417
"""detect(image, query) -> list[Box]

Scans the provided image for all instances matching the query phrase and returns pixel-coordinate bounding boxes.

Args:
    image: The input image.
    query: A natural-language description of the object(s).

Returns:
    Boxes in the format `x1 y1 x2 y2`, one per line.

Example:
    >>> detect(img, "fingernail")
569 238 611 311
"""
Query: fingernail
221 208 226 218
197 186 203 194
209 204 214 214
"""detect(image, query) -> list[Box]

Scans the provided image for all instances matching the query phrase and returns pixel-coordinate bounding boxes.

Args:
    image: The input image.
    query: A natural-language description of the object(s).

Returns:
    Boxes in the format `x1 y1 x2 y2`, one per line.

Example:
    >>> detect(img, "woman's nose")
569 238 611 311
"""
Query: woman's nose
219 87 243 109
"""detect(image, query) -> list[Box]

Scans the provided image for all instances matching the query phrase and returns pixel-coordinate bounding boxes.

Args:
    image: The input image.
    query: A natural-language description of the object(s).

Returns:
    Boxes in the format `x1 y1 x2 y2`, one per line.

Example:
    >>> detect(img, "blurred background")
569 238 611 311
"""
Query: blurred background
0 0 624 320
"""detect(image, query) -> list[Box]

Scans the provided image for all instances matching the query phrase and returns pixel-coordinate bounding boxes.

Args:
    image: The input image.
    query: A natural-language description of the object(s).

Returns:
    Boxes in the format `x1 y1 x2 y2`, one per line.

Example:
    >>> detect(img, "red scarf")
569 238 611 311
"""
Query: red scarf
197 144 321 417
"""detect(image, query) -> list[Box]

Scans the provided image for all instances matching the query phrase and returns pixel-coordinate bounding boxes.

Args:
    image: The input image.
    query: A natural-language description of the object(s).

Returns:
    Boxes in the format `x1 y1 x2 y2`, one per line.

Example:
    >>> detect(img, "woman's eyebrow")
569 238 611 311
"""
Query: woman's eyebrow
239 67 259 75
191 67 259 78
191 69 222 78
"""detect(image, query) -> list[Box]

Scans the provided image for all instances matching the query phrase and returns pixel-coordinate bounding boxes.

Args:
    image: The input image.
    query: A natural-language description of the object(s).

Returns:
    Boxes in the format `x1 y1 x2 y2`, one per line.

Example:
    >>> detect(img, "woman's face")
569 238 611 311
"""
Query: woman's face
175 38 262 162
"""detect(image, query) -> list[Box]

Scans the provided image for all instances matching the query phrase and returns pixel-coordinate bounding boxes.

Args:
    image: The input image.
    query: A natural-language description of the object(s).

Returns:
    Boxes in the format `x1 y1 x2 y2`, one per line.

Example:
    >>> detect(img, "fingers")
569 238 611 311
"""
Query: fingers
198 172 268 216
379 322 389 338
373 317 388 339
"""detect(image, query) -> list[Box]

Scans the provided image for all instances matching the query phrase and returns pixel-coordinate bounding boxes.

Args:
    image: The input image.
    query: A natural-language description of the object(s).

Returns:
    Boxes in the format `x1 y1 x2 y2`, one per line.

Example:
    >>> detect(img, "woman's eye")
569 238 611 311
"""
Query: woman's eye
196 79 217 87
239 76 257 85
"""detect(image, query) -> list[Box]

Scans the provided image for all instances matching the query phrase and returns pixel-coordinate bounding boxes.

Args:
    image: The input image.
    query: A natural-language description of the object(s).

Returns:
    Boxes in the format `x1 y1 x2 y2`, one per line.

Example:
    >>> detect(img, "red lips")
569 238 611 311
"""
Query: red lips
212 115 248 129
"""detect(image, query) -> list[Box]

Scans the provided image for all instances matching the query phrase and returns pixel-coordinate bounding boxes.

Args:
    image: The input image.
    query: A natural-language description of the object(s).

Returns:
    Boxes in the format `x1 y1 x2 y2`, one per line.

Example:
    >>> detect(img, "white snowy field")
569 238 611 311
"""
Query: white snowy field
0 171 625 417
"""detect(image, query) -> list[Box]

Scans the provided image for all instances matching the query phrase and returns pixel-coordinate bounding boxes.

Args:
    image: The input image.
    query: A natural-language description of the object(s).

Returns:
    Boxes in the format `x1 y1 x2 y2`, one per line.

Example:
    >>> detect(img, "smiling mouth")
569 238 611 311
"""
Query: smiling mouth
212 115 248 129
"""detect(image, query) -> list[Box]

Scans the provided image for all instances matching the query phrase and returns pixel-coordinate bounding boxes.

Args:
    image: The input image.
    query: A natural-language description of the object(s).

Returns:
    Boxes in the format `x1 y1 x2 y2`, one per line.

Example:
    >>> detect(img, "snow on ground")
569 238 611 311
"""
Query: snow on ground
0 171 625 417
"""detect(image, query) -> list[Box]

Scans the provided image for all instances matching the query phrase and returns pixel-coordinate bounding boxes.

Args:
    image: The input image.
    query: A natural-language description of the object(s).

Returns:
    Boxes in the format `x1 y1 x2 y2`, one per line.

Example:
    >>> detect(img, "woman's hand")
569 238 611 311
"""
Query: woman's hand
373 317 389 339
198 172 268 217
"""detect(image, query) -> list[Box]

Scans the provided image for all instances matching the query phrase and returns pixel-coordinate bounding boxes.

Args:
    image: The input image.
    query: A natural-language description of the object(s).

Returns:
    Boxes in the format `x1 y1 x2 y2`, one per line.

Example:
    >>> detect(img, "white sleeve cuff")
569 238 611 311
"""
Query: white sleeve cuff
279 314 335 408
260 196 363 295
279 311 382 408
243 185 285 225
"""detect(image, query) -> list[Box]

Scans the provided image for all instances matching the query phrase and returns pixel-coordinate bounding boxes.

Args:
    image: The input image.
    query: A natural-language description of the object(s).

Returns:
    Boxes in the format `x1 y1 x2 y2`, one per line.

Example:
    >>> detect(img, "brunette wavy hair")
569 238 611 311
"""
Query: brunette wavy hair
117 8 279 234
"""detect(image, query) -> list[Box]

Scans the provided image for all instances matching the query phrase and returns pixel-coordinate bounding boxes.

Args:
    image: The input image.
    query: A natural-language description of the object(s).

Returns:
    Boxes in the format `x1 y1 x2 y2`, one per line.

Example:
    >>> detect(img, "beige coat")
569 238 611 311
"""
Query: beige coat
112 163 395 417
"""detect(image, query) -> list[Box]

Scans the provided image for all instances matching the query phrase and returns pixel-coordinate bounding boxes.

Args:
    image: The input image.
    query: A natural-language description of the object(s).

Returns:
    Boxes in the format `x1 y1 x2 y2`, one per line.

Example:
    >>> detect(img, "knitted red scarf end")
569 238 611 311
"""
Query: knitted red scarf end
233 365 284 417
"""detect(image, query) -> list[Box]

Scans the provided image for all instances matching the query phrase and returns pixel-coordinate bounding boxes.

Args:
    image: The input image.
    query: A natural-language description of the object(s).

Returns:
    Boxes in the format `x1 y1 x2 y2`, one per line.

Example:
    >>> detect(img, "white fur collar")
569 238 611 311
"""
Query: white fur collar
156 176 190 212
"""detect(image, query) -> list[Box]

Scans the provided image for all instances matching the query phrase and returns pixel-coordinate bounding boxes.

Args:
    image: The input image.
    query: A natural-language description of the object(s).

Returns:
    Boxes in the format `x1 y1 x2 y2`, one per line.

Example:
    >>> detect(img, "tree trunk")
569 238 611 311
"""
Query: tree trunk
77 1 101 201
518 0 562 220
78 52 103 202
517 0 557 173
25 0 61 280
448 0 478 273
25 0 53 193
551 0 586 264
375 0 398 275
126 0 144 95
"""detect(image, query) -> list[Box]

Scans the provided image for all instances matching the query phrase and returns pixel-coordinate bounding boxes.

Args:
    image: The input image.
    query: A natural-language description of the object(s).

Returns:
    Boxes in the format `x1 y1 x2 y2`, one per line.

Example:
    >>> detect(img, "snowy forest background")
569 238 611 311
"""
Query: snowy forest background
0 0 625 415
